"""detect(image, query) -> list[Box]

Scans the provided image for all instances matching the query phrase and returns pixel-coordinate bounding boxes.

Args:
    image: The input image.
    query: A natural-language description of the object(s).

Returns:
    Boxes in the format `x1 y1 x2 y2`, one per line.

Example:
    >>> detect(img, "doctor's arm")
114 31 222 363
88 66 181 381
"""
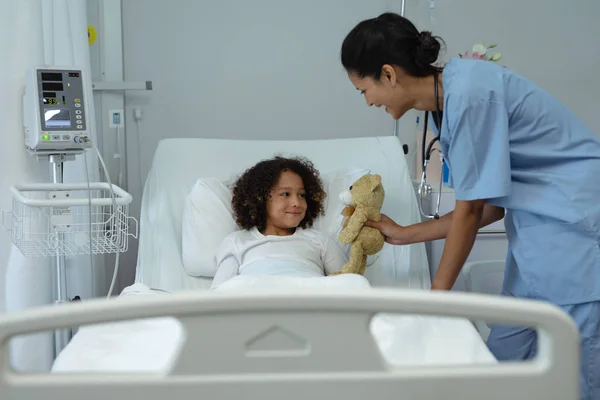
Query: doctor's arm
366 204 504 245
431 199 485 290
368 96 510 246
430 97 511 290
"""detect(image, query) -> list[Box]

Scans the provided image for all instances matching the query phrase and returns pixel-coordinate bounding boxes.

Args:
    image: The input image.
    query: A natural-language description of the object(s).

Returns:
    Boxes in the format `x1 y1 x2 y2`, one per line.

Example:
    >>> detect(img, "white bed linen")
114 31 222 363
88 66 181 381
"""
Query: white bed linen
52 279 496 373
135 136 429 292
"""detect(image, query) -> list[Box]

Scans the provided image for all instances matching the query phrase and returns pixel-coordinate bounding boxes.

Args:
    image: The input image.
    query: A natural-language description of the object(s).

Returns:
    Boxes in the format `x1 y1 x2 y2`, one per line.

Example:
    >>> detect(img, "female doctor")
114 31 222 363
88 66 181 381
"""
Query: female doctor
341 12 600 399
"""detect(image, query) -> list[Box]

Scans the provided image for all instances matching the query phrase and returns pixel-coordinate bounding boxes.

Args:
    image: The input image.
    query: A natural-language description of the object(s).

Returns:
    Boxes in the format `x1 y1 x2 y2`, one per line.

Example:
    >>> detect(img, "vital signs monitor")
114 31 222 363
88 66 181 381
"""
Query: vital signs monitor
23 66 92 154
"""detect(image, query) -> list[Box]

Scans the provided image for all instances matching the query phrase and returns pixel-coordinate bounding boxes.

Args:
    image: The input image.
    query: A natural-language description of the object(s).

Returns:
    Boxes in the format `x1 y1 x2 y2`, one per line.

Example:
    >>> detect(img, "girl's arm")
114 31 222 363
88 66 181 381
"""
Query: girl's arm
210 256 240 289
210 237 240 289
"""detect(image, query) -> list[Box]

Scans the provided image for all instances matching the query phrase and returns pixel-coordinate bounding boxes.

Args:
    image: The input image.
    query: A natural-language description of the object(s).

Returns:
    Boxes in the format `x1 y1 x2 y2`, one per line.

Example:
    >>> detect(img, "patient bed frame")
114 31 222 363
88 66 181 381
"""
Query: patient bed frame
0 288 579 399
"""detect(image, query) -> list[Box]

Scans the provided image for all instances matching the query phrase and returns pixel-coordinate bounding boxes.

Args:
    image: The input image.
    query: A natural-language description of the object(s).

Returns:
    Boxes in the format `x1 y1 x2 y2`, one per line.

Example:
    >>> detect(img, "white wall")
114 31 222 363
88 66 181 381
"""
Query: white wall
116 0 413 288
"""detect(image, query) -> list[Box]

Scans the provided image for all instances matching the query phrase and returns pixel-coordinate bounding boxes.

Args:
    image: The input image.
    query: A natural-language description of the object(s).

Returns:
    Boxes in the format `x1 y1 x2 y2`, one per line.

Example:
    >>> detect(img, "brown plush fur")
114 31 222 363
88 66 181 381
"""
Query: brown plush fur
332 174 385 275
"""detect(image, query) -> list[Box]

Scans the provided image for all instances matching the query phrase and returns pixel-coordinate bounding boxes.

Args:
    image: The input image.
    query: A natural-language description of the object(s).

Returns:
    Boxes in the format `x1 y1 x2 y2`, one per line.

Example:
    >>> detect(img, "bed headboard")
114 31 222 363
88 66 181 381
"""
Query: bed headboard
135 136 429 292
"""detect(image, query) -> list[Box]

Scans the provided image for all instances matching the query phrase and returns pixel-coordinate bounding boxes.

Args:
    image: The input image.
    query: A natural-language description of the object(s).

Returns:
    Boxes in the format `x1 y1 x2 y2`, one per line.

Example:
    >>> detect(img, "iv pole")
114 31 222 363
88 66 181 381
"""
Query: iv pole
50 153 72 358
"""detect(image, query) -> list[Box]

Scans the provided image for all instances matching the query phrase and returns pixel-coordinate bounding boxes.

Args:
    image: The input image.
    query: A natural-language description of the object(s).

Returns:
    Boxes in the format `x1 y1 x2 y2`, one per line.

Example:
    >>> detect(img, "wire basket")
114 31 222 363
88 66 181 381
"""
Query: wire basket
2 182 138 258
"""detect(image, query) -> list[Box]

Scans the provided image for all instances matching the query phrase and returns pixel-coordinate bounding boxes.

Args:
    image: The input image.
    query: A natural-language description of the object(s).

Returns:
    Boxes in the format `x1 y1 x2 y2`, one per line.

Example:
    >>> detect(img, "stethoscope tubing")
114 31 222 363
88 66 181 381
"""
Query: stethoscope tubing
418 73 444 220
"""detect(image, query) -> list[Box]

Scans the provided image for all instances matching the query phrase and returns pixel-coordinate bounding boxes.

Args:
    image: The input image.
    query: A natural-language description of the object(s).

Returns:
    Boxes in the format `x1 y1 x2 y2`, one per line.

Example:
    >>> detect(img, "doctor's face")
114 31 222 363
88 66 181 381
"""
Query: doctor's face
348 67 413 120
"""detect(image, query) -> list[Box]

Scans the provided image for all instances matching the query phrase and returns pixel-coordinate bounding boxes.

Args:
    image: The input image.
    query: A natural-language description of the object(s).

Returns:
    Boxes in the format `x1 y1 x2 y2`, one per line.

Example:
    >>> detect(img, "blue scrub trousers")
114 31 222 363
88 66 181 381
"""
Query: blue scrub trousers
487 289 600 400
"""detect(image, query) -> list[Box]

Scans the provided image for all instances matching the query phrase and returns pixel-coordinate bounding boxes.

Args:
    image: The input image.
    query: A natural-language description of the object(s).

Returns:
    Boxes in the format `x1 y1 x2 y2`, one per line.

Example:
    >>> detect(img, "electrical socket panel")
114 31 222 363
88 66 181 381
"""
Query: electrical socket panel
109 109 124 128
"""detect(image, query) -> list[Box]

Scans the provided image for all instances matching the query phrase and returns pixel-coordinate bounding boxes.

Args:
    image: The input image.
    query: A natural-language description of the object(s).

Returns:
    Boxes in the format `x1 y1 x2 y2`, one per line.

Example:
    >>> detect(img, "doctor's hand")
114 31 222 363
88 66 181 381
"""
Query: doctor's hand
365 214 409 245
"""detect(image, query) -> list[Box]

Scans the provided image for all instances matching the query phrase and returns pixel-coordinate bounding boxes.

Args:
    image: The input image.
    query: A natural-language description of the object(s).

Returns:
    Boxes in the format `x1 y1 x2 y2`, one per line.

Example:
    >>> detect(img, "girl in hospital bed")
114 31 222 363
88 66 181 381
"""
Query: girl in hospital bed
210 156 348 289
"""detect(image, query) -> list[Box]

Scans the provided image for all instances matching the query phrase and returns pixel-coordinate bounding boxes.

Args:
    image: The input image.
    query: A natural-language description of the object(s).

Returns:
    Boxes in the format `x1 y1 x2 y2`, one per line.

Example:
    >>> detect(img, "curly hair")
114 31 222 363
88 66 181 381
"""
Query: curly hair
231 156 326 232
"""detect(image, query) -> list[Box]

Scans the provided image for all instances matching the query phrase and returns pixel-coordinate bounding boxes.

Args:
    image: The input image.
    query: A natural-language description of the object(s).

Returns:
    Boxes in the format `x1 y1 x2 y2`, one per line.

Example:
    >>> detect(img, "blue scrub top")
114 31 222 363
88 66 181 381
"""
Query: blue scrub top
435 57 600 305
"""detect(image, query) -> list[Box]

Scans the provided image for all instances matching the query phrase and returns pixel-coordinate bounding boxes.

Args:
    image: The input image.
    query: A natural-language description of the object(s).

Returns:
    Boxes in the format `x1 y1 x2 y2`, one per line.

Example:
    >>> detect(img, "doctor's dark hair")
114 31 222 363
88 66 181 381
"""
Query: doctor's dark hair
231 156 326 232
341 12 444 79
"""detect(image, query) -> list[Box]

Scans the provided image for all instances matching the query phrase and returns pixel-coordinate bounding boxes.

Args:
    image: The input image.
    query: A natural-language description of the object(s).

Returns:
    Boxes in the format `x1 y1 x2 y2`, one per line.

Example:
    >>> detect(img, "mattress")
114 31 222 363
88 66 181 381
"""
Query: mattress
135 136 430 292
51 280 496 373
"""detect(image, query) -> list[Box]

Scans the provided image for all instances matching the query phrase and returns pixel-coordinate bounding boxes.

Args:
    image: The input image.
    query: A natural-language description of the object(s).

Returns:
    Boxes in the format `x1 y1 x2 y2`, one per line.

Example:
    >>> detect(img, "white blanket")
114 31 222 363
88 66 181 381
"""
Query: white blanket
52 278 496 373
214 273 373 292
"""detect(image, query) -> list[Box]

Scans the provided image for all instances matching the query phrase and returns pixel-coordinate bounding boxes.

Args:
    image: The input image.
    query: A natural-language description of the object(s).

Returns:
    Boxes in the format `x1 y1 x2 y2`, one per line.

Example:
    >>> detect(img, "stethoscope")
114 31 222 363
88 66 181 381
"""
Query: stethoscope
417 72 444 220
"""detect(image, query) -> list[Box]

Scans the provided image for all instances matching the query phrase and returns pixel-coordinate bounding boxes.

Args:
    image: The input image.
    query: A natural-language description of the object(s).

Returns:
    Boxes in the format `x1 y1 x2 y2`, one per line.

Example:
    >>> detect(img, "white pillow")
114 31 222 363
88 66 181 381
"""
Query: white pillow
181 178 238 277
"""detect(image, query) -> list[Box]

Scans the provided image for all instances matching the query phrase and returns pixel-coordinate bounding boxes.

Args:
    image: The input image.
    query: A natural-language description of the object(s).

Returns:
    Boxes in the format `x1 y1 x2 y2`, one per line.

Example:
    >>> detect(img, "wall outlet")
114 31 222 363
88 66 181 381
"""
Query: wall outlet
109 109 124 128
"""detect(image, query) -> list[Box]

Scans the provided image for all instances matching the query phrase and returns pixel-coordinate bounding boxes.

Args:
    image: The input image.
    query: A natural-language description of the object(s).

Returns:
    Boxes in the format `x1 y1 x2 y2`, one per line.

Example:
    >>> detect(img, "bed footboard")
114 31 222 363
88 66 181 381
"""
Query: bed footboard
0 289 579 400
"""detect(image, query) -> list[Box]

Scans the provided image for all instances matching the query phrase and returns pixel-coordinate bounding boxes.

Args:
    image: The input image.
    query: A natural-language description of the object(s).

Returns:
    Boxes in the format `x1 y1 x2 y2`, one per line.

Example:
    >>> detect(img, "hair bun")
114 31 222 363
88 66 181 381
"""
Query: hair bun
416 31 441 65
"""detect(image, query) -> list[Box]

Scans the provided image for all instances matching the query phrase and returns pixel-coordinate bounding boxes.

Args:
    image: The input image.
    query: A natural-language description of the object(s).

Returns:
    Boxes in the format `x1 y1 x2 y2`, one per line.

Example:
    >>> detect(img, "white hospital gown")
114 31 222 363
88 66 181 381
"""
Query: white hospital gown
210 227 347 289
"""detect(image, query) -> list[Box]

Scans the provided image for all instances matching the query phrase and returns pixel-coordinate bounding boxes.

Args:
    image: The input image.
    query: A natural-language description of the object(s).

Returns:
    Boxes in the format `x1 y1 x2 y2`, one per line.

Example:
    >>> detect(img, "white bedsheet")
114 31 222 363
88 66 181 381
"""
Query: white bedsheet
52 279 496 373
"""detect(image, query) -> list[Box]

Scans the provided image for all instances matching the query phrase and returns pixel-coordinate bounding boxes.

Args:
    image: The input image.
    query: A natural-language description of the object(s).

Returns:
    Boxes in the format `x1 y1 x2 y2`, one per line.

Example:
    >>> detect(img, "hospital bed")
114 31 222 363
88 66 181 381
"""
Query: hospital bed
134 136 431 292
0 136 580 399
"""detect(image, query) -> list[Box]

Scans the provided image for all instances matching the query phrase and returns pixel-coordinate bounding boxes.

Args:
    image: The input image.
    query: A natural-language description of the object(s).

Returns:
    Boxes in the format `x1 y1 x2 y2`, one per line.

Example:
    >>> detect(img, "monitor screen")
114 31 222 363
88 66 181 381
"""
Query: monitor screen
44 109 71 129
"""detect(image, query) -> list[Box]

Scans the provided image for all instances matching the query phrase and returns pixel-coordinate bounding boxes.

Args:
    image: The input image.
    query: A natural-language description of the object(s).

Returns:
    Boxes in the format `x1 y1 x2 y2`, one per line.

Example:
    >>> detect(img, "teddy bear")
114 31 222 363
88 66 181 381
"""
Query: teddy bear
331 173 385 276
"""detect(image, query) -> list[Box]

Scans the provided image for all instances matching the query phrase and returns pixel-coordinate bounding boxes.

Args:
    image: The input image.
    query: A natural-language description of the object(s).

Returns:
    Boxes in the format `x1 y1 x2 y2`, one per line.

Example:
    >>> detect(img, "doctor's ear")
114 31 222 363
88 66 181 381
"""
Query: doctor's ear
380 64 397 86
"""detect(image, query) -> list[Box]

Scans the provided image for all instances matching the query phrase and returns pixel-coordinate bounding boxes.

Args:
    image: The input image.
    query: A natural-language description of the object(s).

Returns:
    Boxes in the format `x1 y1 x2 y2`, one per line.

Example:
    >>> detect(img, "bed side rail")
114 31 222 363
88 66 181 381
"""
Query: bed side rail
0 289 579 400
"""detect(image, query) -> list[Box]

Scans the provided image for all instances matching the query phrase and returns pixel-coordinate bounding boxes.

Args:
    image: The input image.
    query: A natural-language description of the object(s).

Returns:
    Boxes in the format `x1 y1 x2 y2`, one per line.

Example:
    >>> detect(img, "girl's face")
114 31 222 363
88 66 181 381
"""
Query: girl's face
264 170 307 236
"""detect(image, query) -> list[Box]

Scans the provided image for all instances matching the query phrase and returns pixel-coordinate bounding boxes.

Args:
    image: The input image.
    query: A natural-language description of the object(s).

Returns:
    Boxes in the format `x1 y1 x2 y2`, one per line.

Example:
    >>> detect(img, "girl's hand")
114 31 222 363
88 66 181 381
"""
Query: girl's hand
365 214 410 245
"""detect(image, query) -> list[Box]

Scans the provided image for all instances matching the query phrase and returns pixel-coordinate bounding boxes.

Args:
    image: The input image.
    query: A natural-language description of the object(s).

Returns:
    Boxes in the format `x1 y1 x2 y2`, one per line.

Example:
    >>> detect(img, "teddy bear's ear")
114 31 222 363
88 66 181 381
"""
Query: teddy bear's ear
369 174 382 191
